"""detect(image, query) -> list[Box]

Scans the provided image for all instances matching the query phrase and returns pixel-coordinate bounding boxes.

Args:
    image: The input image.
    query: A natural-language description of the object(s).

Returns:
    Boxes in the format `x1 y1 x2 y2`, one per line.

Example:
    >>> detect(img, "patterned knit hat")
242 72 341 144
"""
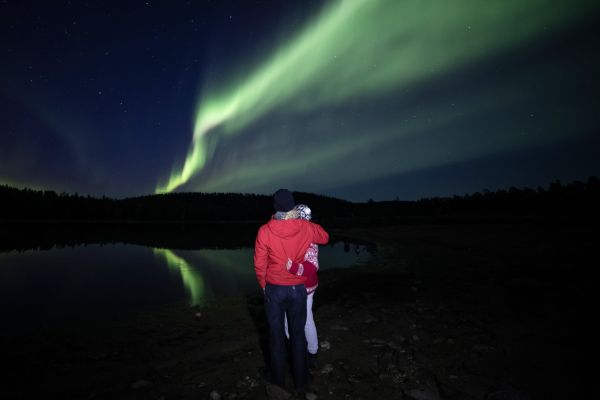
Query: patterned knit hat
295 204 312 221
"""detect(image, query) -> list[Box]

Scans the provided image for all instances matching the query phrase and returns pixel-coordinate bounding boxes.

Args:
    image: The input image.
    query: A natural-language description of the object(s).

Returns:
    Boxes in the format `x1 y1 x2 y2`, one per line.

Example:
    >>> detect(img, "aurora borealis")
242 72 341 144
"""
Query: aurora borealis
155 248 207 306
1 0 599 200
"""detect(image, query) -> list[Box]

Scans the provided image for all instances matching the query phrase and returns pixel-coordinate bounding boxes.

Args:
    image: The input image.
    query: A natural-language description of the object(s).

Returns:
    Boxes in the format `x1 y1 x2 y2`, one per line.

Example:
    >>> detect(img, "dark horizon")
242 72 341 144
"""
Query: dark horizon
2 176 598 228
2 174 598 203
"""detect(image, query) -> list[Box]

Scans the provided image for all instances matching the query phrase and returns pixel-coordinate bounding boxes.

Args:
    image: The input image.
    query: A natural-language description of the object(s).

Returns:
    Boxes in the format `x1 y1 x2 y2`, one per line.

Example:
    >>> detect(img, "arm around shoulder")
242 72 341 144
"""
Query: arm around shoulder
310 222 329 245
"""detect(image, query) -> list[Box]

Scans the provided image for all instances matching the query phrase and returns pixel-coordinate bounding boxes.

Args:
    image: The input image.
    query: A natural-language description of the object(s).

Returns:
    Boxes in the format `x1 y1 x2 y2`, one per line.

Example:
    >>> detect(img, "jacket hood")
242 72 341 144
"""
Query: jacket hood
267 217 304 239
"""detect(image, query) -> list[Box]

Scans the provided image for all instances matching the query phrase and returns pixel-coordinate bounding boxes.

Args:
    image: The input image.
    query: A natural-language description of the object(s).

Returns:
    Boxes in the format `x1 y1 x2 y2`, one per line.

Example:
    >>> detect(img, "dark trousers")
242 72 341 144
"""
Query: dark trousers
264 283 308 391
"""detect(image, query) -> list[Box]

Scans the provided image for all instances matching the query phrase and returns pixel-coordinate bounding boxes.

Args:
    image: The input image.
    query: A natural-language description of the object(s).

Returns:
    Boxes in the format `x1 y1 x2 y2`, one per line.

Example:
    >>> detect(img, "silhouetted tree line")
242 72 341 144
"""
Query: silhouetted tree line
0 187 351 222
414 177 599 218
353 177 600 222
1 177 598 223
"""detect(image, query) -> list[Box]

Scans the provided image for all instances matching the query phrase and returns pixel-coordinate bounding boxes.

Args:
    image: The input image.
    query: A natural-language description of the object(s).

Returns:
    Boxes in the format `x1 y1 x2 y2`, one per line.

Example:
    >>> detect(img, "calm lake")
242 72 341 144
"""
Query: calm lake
0 238 370 333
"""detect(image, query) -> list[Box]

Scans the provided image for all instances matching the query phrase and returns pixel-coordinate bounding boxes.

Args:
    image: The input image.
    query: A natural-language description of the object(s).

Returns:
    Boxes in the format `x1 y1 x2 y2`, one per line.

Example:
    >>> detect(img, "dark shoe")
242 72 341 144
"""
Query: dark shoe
292 389 317 400
307 352 318 370
266 383 292 400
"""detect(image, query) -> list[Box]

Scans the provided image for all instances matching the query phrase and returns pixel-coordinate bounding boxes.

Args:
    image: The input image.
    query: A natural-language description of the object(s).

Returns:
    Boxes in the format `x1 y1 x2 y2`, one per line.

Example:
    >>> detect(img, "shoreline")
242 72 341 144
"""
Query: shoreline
3 223 594 399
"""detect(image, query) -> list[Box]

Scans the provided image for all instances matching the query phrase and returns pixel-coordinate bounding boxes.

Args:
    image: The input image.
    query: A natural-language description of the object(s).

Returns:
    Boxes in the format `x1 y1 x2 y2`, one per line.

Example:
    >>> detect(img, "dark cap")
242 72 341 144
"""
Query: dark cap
273 189 295 212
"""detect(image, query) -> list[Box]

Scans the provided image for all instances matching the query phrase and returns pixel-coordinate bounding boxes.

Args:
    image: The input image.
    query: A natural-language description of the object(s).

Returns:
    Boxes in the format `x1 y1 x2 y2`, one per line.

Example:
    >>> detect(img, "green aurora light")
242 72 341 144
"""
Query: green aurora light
154 248 206 306
157 0 596 194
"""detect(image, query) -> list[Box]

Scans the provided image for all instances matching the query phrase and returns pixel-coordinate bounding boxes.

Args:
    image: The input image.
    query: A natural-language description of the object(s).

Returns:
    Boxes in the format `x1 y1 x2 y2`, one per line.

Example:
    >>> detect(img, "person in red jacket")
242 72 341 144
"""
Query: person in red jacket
254 189 329 395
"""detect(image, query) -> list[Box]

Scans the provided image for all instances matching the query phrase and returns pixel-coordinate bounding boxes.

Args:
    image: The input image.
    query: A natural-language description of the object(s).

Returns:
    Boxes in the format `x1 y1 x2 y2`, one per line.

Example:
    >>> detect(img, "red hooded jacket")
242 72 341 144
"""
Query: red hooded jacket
254 218 329 289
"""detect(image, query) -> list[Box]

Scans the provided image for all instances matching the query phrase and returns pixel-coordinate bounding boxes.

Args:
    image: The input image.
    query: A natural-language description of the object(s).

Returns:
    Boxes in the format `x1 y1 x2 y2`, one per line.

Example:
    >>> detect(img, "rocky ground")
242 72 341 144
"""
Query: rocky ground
3 222 595 399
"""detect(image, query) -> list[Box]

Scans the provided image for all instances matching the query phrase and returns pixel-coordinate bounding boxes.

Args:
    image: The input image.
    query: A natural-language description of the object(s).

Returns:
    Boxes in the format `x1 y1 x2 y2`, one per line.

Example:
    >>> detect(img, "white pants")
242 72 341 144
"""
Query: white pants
285 292 318 354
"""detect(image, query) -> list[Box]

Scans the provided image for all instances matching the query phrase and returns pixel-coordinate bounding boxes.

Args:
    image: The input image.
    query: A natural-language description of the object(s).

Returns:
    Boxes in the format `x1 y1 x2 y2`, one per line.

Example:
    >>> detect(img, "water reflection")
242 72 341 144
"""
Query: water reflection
0 241 370 331
154 248 207 306
153 242 371 306
153 247 258 306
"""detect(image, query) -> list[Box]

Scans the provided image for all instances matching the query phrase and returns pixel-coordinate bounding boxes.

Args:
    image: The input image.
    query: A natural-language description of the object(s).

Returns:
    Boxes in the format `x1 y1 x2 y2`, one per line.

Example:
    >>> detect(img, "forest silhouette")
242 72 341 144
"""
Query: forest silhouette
1 177 599 224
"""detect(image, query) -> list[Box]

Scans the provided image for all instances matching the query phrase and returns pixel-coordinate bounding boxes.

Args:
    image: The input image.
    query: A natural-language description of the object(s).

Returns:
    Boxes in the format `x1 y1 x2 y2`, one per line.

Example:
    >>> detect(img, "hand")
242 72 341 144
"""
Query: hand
286 258 292 271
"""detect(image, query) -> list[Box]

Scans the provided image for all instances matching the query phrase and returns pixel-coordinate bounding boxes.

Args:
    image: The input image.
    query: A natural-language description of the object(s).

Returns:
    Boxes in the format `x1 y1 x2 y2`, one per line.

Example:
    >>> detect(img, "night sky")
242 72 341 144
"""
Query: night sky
1 0 599 201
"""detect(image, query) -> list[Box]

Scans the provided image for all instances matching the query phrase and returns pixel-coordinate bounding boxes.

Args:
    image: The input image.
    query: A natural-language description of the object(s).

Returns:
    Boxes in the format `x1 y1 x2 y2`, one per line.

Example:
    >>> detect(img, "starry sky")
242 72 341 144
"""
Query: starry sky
1 0 599 201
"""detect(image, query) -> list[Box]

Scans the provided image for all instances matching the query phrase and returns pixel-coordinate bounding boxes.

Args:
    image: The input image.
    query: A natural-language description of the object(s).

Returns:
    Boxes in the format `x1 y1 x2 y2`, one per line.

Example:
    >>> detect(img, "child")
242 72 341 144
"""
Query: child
284 204 320 367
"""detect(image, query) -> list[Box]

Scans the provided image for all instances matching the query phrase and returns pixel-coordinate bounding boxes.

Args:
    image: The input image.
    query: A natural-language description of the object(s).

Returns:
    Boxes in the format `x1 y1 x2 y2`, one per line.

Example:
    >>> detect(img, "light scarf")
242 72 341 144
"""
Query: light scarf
274 209 299 220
